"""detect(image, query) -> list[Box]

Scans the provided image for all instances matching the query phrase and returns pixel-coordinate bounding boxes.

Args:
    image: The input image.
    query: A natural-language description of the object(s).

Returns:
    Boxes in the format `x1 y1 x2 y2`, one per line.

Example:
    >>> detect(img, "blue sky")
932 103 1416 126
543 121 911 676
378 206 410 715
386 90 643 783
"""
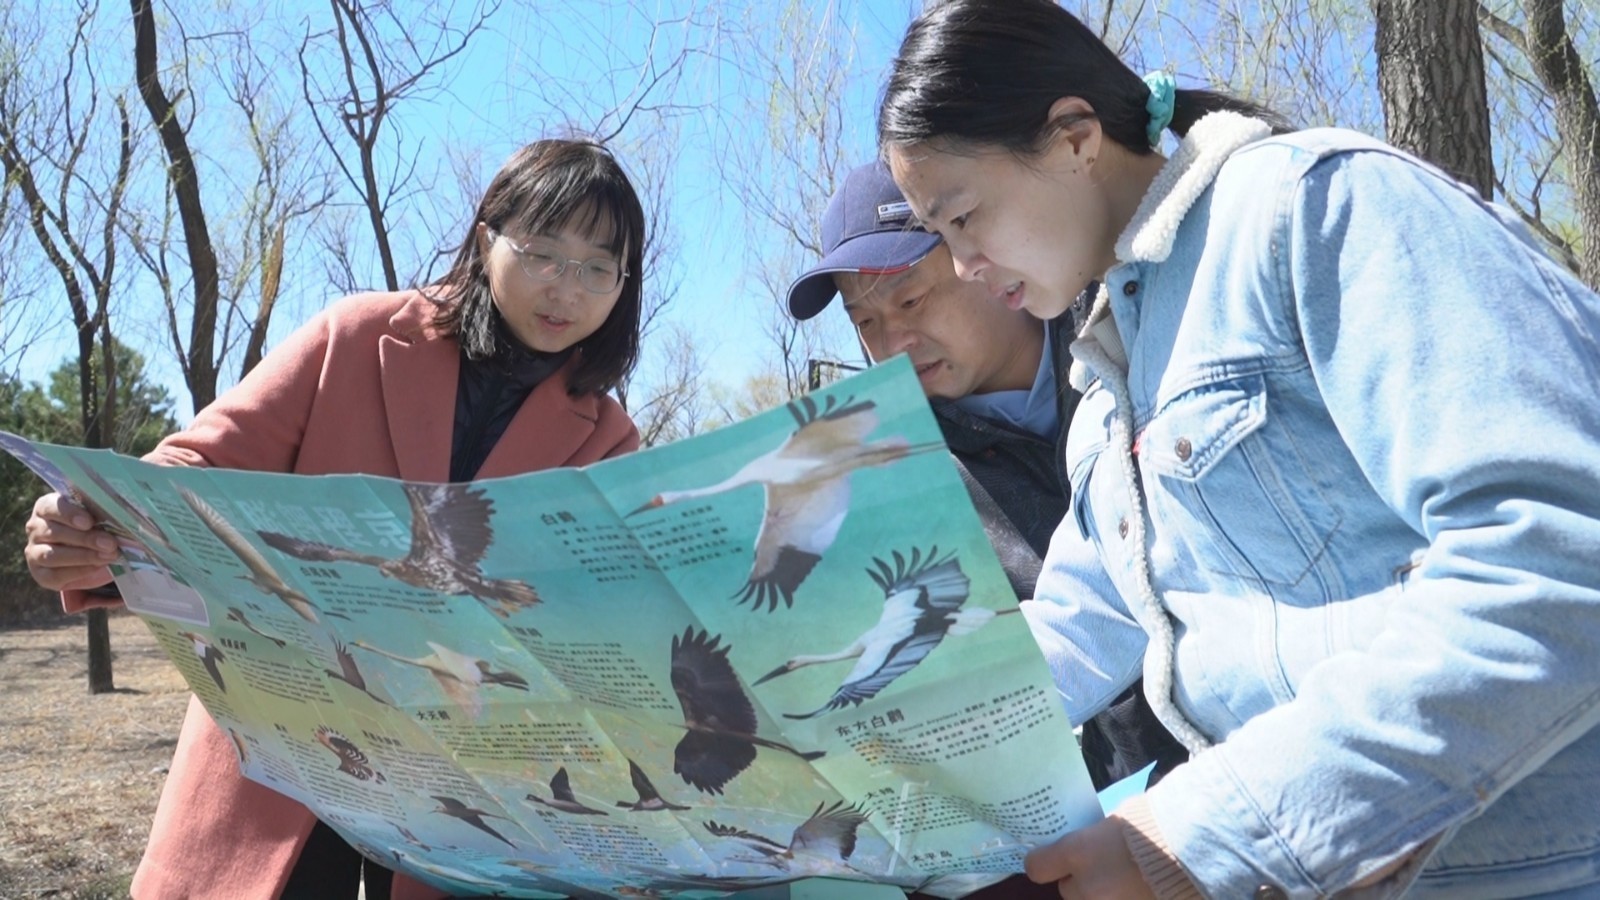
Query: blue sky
11 0 1587 426
11 0 922 422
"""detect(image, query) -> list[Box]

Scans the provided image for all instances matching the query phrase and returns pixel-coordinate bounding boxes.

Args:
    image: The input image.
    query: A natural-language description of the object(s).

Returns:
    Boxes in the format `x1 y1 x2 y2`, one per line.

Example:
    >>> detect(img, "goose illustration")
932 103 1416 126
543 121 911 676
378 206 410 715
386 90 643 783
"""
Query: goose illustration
670 627 823 794
429 795 516 848
755 548 1017 718
178 630 228 693
313 725 385 783
703 800 869 870
177 486 323 624
614 758 689 812
350 639 527 718
258 483 540 619
633 395 942 611
525 767 608 815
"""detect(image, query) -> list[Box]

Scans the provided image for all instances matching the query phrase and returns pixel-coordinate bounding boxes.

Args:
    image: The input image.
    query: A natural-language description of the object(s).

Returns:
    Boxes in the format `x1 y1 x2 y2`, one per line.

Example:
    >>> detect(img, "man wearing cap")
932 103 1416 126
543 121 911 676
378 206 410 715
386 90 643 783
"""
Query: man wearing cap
787 161 1187 798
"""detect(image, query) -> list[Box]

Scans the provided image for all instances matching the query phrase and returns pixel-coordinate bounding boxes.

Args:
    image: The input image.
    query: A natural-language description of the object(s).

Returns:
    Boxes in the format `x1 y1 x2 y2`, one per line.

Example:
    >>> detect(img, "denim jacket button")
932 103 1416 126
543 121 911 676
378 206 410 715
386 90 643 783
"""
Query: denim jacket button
1254 886 1288 900
1122 280 1140 296
1118 518 1130 539
1175 437 1193 461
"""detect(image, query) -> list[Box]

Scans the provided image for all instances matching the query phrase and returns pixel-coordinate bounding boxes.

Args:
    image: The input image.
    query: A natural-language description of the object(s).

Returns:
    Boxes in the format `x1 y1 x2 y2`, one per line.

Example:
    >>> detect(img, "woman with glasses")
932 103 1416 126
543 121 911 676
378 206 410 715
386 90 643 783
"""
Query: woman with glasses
23 138 647 899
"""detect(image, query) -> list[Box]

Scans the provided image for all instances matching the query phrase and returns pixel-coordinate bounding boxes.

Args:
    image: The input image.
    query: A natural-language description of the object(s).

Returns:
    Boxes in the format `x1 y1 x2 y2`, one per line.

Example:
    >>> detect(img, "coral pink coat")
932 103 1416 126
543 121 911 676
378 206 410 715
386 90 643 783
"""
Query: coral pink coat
65 290 639 899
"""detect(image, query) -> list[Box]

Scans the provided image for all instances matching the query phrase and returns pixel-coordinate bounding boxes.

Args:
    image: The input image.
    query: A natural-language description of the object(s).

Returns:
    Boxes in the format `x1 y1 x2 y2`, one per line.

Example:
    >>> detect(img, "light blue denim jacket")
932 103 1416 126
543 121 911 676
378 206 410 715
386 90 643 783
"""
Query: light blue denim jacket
1023 112 1600 898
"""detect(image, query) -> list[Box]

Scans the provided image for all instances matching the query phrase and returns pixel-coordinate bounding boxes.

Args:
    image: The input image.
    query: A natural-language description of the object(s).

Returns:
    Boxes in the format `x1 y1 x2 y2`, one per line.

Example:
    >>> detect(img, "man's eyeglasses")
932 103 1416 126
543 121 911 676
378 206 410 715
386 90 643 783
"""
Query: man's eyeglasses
487 228 627 294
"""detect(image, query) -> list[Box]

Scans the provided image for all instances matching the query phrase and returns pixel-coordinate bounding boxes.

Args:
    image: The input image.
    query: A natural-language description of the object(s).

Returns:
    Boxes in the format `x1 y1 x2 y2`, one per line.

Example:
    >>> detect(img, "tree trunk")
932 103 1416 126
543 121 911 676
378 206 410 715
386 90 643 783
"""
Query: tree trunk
86 610 114 692
1519 0 1600 290
1373 0 1495 198
131 0 221 412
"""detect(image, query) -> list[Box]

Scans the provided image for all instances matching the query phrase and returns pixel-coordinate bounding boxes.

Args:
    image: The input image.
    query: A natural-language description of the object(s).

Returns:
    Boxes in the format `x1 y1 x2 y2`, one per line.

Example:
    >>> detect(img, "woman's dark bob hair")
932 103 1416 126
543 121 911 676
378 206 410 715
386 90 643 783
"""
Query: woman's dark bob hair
878 0 1289 158
431 138 645 397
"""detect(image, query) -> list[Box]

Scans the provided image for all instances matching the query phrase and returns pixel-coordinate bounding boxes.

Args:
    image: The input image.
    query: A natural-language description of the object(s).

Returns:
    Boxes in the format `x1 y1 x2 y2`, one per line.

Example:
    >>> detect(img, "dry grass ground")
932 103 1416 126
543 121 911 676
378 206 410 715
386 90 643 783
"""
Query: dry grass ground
0 611 188 898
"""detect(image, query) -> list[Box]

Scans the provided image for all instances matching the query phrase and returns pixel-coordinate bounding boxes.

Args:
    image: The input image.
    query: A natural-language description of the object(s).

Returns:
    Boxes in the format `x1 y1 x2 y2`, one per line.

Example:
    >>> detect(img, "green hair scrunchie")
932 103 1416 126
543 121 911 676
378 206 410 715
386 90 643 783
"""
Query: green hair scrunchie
1143 70 1177 146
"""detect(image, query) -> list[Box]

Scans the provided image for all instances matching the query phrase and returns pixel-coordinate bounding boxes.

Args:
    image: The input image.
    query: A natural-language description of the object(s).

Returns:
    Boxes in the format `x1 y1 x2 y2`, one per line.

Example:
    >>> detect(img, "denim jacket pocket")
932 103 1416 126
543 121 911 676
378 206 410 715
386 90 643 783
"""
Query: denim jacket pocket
1142 373 1339 587
1065 388 1114 542
1067 446 1099 541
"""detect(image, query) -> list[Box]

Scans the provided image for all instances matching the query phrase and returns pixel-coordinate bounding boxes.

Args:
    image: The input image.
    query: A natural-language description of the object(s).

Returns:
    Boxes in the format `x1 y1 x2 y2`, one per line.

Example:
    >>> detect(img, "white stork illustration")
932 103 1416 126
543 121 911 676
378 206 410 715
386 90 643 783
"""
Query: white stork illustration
178 629 228 693
754 547 1018 719
703 801 870 872
350 639 527 718
633 395 942 612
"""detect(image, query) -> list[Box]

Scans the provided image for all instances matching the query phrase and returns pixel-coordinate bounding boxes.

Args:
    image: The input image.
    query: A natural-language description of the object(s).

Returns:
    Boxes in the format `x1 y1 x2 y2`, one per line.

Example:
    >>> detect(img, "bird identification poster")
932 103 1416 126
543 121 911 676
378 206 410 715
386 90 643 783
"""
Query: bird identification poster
1 357 1101 899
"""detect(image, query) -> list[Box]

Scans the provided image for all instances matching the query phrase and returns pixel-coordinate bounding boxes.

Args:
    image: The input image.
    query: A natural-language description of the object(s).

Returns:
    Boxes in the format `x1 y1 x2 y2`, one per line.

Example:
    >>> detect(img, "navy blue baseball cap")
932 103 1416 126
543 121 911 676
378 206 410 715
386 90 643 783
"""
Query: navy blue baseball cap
785 160 943 320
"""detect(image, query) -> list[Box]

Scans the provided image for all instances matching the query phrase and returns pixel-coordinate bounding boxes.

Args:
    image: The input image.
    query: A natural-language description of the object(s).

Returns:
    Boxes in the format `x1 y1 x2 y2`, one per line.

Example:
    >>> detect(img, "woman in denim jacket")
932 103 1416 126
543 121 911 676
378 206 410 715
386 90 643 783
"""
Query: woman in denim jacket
876 1 1600 898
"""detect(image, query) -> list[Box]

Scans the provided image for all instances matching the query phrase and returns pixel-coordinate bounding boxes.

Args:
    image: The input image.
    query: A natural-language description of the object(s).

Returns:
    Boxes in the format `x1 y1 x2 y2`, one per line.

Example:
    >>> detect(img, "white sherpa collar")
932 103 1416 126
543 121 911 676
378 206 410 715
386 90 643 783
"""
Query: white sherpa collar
1114 111 1273 264
1066 112 1273 393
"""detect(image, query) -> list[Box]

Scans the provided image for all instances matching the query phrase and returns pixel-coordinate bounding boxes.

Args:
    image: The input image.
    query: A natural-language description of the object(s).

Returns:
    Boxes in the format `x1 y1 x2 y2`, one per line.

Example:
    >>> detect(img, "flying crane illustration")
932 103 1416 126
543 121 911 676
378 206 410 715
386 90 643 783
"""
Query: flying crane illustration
755 547 1018 719
225 607 287 648
703 801 870 872
632 395 942 611
669 627 824 794
525 767 608 816
80 466 175 553
320 636 390 706
258 482 540 619
176 486 324 624
349 639 527 718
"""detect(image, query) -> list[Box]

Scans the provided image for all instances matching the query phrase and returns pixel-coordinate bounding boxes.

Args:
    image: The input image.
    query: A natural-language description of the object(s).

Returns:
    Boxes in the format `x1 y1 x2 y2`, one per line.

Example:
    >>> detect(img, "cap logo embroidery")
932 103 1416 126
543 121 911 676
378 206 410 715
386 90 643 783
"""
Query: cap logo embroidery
876 201 913 224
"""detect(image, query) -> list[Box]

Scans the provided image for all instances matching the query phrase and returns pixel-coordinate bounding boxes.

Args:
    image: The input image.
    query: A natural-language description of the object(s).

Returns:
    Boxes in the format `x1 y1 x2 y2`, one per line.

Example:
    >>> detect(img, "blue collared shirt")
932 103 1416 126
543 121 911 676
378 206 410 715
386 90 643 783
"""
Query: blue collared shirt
951 336 1060 441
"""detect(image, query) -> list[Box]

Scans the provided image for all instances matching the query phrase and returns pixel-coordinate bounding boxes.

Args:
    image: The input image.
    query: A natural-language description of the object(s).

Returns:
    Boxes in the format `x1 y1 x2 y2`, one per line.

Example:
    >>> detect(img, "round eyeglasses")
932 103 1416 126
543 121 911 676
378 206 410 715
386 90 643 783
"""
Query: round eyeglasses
487 228 627 294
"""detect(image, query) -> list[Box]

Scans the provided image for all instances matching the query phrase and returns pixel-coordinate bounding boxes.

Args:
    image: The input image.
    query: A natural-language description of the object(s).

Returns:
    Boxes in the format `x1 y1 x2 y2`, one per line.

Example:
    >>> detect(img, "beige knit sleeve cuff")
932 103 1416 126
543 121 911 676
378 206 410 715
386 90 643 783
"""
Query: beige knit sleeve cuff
1120 795 1206 900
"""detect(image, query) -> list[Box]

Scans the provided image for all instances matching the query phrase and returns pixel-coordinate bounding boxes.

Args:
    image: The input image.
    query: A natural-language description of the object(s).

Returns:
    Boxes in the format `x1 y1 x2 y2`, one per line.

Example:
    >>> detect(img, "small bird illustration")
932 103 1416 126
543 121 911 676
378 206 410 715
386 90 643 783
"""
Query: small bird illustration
321 637 390 706
350 639 527 718
177 486 323 624
755 548 1017 719
614 758 689 812
703 800 869 871
258 483 540 619
525 767 608 816
389 848 506 890
391 822 433 852
429 795 516 848
633 395 941 612
670 627 824 794
225 607 287 649
178 630 228 693
81 465 174 552
313 725 386 783
227 728 250 766
620 872 776 894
